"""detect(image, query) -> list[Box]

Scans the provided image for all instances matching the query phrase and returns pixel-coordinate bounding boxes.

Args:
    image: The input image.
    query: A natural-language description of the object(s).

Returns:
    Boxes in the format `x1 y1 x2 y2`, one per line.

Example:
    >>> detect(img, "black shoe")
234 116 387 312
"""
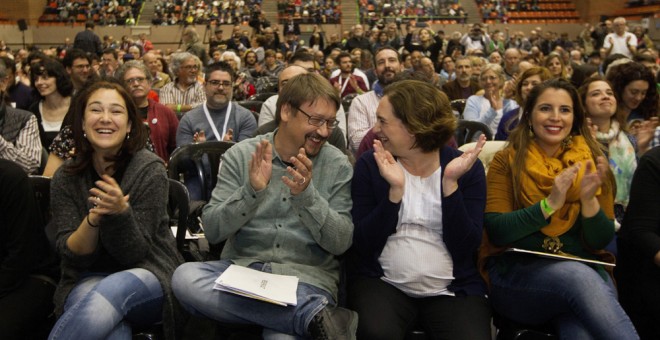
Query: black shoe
308 306 358 340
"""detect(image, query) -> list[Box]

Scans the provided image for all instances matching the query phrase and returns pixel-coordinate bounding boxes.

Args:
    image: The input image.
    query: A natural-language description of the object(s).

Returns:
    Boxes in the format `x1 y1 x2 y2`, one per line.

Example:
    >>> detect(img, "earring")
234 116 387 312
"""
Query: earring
83 132 87 138
562 134 573 148
126 134 130 140
528 125 534 138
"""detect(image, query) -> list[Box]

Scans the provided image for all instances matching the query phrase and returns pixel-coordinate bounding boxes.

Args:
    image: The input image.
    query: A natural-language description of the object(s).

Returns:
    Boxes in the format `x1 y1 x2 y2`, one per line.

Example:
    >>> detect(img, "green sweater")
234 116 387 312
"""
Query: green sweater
485 203 615 279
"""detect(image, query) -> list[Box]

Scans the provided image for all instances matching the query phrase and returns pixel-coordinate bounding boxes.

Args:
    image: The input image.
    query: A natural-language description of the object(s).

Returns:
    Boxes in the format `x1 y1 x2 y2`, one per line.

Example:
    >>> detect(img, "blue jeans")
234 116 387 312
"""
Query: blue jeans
48 268 164 340
488 258 639 340
172 260 333 338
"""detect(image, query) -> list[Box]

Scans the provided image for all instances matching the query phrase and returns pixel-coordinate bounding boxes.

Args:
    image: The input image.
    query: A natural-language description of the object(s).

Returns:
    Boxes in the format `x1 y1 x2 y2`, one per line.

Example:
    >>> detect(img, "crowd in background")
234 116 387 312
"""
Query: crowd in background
1 8 660 339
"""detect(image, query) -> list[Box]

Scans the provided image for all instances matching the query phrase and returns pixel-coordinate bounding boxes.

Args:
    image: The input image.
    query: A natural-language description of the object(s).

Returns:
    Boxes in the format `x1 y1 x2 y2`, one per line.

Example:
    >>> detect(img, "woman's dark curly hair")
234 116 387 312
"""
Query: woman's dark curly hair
66 81 147 175
606 61 658 120
30 58 74 98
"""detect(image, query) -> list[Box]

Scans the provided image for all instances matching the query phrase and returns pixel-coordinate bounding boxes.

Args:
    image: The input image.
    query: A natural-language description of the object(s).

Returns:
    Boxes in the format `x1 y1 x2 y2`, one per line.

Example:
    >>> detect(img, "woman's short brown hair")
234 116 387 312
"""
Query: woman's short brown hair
383 80 456 152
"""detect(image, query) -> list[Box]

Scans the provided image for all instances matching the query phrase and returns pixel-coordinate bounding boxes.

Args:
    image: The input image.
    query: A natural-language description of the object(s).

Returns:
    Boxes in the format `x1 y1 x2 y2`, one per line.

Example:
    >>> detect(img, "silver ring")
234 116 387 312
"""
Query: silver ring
299 177 306 185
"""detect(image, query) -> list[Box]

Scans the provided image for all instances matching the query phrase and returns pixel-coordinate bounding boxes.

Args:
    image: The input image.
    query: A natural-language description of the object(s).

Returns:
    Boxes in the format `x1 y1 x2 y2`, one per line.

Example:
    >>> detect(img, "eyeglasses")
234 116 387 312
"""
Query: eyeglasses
181 65 200 71
125 76 147 84
296 107 338 129
207 80 232 88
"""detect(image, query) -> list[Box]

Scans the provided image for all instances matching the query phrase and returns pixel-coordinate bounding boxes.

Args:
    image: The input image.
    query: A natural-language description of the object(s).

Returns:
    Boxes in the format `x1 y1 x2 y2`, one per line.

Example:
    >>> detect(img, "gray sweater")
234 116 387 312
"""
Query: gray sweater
51 149 184 339
176 101 257 146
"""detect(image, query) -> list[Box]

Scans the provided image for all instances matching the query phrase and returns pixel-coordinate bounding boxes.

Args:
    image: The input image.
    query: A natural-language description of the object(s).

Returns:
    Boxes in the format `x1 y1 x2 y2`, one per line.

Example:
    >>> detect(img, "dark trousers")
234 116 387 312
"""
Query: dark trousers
348 276 492 340
0 159 57 339
0 277 56 339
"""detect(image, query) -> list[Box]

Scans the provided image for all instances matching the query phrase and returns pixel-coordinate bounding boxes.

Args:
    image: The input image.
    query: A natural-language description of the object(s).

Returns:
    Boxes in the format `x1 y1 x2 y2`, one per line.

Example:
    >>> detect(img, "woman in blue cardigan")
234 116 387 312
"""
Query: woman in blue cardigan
347 80 491 340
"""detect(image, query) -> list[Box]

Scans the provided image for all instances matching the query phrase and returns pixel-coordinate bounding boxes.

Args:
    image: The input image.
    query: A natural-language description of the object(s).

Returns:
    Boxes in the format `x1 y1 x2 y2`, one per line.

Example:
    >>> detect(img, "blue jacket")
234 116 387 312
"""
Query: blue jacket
348 146 488 296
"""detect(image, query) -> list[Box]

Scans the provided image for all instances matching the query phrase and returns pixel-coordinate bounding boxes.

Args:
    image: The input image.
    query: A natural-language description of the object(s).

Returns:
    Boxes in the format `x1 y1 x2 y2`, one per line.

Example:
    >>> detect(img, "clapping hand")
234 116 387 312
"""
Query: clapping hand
249 140 272 191
443 134 486 196
373 139 404 202
88 175 130 220
348 76 360 92
634 117 658 154
546 163 579 211
485 88 503 110
193 130 206 143
580 157 608 202
223 128 234 142
282 148 312 196
585 117 598 139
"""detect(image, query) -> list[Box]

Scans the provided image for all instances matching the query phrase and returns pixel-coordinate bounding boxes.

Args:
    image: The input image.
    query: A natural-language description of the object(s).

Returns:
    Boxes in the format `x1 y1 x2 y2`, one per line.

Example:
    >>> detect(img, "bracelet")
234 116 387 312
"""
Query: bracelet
87 214 99 228
176 104 182 113
540 198 556 216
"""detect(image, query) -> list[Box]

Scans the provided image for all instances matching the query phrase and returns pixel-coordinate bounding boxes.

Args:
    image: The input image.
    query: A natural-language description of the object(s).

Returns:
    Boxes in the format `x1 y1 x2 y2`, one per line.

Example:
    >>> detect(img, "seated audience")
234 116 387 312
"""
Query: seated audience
463 63 519 135
607 61 658 123
257 64 347 151
496 66 553 140
480 78 638 339
159 52 206 116
172 72 357 339
176 62 257 147
28 58 74 149
47 81 183 339
348 79 491 339
579 76 656 224
118 60 179 162
0 61 42 174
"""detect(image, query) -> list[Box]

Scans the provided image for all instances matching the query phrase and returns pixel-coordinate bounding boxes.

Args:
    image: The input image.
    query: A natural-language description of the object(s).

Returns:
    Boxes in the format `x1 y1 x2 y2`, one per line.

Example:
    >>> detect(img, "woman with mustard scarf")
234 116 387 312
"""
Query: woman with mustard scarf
480 79 639 339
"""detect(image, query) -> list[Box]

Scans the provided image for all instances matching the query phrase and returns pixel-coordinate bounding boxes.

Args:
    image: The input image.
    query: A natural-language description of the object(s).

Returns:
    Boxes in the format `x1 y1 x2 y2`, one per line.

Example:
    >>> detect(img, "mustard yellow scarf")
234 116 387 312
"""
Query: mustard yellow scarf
516 136 599 237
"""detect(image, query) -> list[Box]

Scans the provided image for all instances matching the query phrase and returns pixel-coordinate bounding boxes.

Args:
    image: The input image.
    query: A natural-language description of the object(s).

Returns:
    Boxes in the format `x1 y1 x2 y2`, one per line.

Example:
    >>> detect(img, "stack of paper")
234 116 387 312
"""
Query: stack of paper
214 264 299 306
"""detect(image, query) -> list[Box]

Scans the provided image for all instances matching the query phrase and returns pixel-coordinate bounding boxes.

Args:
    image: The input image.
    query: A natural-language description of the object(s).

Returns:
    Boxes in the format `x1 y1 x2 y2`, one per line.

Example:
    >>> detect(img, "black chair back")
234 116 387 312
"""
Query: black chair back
342 93 359 113
455 120 493 147
29 175 51 226
238 100 264 114
168 141 235 202
450 99 467 118
248 92 277 102
168 178 191 252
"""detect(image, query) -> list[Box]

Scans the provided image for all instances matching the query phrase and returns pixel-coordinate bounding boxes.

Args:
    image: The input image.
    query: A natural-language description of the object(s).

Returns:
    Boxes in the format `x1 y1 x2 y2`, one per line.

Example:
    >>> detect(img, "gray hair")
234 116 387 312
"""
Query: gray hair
220 51 241 70
117 60 153 83
480 63 506 85
183 27 200 43
169 52 201 75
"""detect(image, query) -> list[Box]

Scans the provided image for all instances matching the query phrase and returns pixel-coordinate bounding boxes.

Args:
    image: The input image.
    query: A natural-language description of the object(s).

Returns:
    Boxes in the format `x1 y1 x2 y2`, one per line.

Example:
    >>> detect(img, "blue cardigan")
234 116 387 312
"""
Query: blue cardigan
348 146 488 297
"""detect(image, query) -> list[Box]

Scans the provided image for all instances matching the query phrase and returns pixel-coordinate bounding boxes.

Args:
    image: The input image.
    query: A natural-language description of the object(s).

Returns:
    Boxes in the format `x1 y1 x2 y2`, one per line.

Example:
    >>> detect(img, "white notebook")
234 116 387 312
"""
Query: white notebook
213 264 299 306
506 248 615 267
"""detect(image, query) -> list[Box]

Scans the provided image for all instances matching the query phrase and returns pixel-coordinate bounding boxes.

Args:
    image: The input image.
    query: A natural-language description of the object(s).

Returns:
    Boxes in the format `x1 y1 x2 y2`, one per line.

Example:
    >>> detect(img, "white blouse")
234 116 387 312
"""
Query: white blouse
379 161 455 297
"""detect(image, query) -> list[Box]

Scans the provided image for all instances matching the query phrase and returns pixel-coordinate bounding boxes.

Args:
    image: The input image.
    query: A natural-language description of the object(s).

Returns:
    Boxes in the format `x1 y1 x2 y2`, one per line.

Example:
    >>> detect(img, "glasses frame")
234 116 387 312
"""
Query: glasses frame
295 106 339 129
125 76 147 85
206 80 233 88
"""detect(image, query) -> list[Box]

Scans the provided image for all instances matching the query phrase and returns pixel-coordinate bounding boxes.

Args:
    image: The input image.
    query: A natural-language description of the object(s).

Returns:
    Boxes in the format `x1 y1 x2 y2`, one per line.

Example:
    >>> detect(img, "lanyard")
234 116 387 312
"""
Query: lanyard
202 101 232 141
338 75 351 95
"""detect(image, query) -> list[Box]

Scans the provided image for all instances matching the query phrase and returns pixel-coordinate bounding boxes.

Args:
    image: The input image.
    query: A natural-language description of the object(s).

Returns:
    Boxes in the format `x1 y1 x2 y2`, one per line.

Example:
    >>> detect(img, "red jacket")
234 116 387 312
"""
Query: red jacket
146 98 179 162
